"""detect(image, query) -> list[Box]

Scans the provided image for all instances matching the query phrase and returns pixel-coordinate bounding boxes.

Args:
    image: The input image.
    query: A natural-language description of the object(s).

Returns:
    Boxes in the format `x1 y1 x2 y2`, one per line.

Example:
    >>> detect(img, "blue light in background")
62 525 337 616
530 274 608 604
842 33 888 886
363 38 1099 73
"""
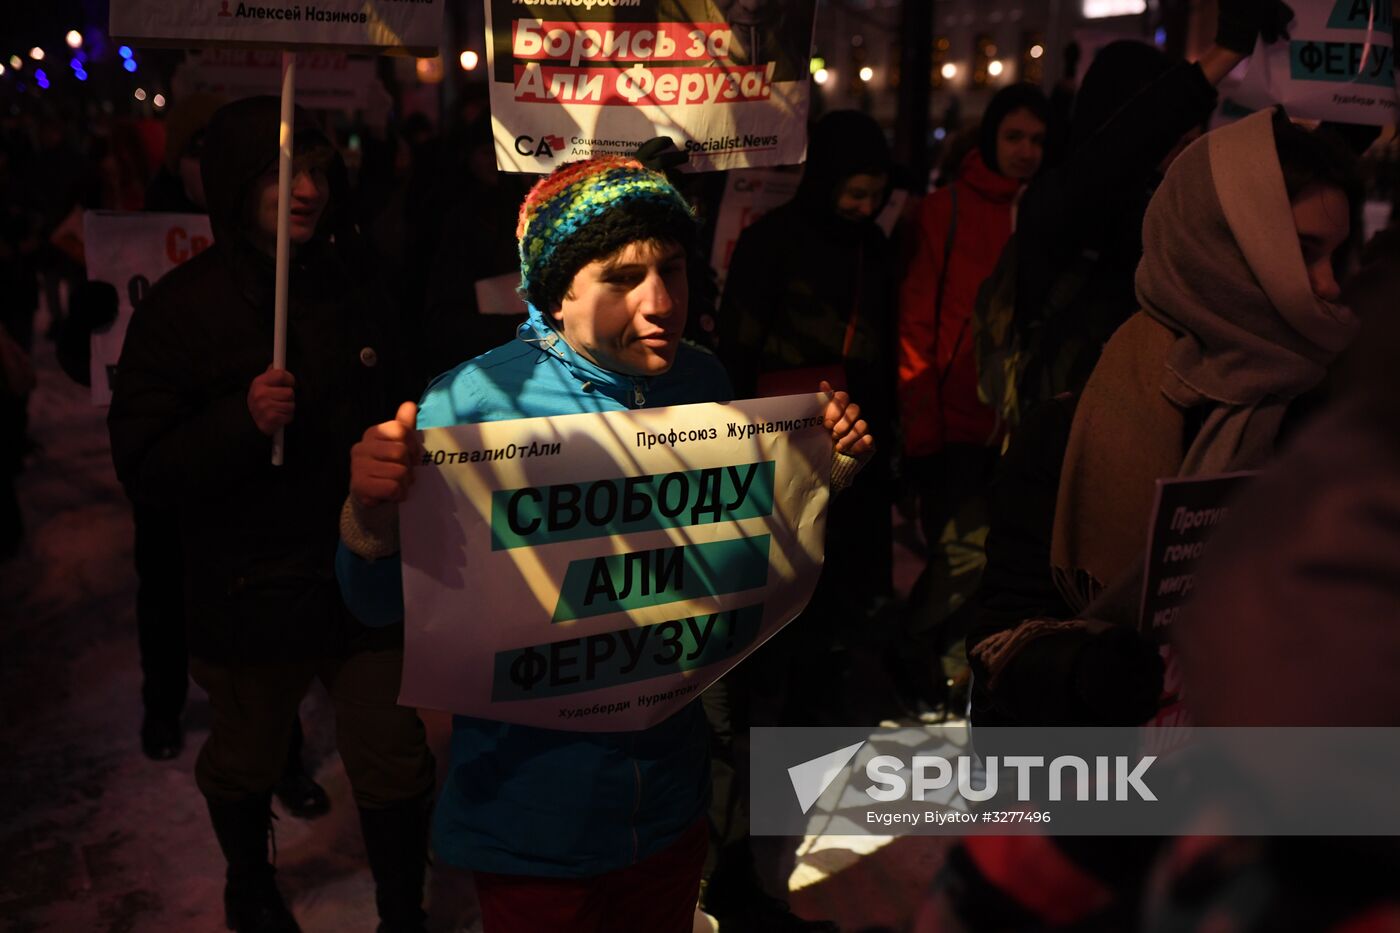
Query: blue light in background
119 46 133 59
35 69 49 89
1154 27 1167 46
123 58 137 72
75 70 87 81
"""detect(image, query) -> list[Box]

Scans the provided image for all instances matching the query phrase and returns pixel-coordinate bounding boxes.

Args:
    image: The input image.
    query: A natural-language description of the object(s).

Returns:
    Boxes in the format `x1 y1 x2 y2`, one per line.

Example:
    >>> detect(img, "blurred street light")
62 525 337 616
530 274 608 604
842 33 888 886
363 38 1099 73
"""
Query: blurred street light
416 56 444 83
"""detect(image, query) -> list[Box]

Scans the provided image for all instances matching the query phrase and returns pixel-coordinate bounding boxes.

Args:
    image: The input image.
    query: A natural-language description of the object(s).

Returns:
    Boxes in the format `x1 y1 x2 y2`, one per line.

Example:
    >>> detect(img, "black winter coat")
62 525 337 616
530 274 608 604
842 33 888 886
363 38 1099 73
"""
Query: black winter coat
968 392 1327 728
107 98 407 663
717 200 897 431
1012 62 1218 402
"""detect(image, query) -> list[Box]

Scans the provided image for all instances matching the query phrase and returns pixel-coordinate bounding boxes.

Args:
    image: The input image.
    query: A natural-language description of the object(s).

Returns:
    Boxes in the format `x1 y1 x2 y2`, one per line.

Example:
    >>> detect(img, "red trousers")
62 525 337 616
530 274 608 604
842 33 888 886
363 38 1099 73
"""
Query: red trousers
473 817 708 933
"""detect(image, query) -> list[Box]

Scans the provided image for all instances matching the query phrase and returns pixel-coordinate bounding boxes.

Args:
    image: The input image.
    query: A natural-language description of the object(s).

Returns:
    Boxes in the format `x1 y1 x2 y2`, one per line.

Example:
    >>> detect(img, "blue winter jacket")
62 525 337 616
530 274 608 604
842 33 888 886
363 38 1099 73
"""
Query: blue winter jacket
336 304 732 877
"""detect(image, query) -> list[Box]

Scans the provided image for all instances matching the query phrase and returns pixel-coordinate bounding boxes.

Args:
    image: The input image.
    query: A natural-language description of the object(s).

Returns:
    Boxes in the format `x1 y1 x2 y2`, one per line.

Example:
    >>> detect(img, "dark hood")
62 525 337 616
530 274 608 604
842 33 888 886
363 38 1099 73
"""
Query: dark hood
794 110 892 224
1070 40 1169 151
200 96 350 253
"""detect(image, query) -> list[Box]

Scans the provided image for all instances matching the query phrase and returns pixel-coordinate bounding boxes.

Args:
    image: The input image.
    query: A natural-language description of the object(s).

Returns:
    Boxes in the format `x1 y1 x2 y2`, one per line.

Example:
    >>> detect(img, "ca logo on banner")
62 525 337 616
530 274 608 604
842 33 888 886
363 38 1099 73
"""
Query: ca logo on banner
515 134 567 158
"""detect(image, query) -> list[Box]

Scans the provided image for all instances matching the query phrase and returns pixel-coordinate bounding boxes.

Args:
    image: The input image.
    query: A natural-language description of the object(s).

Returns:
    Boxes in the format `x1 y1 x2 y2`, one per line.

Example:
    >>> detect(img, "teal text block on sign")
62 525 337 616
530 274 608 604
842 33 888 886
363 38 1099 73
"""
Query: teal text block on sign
552 535 771 623
492 603 766 701
490 461 776 550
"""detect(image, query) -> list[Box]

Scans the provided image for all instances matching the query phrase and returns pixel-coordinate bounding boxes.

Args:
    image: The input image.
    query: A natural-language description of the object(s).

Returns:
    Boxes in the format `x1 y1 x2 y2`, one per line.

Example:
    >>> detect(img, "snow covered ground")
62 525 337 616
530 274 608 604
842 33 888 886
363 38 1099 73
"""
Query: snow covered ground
0 322 949 932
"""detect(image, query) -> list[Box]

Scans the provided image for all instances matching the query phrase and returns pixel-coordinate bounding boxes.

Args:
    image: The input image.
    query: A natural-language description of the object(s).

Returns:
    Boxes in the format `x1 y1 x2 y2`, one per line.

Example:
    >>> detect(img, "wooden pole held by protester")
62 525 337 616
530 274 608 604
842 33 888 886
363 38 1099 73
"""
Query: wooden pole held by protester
271 51 296 466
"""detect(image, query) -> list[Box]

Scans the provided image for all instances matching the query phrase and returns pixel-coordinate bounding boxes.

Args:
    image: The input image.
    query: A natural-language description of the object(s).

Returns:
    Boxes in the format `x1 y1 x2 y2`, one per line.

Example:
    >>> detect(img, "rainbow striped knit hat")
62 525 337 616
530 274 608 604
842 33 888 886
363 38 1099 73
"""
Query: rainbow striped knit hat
516 155 695 312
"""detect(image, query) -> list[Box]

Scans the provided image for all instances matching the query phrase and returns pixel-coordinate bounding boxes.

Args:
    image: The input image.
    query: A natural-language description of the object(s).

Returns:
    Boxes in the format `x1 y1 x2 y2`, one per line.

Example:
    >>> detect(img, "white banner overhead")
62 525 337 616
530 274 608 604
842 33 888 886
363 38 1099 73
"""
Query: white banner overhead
708 167 800 290
83 211 214 407
110 0 444 55
484 0 817 173
1230 0 1396 126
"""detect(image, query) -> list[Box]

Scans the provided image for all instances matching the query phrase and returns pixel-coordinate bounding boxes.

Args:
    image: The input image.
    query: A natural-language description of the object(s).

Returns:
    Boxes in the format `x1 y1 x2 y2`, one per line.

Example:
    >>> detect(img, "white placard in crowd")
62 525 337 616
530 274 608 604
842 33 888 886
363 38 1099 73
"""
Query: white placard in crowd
172 49 383 111
708 167 800 289
399 394 832 731
84 212 214 407
110 0 443 55
483 0 817 173
1231 0 1396 126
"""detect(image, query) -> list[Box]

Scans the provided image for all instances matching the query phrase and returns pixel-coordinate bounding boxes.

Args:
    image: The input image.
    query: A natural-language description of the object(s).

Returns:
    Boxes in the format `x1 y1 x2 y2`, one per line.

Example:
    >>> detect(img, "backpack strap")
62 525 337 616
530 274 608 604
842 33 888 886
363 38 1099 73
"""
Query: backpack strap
930 184 959 374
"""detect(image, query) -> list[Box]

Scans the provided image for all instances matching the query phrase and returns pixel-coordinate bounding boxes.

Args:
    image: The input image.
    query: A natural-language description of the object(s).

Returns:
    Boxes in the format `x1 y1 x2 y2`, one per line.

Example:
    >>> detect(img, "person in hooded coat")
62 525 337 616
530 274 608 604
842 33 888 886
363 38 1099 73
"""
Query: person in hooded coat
1136 236 1400 933
967 109 1362 731
890 83 1050 710
1007 0 1292 415
718 108 896 627
72 92 329 819
703 109 894 931
917 109 1362 933
107 97 435 933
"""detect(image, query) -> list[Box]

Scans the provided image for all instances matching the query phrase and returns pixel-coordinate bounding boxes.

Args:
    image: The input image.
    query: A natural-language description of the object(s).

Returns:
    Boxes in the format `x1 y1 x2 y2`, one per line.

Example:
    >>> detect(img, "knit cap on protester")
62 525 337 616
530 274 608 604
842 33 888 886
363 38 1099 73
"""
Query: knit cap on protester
516 155 696 312
512 153 868 495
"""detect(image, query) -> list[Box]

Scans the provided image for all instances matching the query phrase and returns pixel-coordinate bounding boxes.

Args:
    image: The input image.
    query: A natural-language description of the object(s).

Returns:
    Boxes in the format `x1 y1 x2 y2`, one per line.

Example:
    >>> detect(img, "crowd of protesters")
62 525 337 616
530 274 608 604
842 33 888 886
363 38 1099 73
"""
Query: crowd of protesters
4 0 1400 928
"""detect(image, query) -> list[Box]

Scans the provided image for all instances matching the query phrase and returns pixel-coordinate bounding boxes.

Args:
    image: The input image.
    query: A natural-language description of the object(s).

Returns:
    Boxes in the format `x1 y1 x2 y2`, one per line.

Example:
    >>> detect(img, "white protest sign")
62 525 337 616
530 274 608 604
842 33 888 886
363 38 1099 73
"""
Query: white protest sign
709 167 800 289
1231 0 1395 125
484 0 817 172
84 212 214 406
399 394 832 731
172 49 384 111
110 0 443 55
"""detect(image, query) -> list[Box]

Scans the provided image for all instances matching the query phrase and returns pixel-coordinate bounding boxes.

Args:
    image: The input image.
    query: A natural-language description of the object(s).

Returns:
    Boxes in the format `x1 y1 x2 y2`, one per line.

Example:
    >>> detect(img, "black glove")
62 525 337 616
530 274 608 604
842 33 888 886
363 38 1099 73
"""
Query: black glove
1216 0 1295 54
1071 625 1165 726
1259 0 1294 44
634 136 688 174
68 280 119 333
55 280 118 388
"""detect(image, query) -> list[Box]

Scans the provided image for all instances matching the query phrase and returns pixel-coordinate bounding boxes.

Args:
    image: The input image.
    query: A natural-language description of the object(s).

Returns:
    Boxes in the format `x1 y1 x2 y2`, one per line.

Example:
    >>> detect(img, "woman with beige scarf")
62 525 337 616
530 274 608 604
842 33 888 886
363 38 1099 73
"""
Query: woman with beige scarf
965 107 1362 729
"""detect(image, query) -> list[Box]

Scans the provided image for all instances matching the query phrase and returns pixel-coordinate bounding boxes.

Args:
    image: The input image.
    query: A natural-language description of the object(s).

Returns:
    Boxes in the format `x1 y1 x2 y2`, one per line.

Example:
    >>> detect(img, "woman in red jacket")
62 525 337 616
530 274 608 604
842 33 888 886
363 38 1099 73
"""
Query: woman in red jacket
892 83 1051 712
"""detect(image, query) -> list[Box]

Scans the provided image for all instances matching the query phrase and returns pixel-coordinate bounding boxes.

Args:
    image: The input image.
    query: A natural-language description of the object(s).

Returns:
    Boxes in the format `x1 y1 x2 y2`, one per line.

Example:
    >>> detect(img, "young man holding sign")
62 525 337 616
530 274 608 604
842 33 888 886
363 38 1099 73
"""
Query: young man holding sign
108 98 435 933
338 155 873 932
